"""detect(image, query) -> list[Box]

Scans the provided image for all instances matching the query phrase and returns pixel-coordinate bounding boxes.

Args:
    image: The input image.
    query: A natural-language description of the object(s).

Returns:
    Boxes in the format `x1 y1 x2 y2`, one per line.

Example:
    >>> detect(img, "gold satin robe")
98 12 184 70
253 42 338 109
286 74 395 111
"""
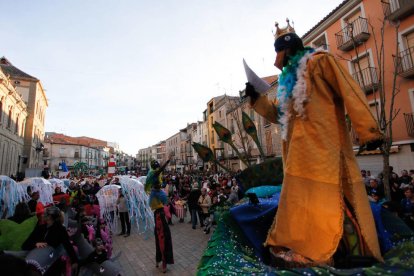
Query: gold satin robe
252 52 383 263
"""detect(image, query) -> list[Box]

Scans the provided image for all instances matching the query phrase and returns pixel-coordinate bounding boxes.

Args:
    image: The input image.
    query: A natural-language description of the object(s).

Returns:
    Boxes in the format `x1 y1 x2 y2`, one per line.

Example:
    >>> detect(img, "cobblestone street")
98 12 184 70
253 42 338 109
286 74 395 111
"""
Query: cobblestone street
112 214 210 275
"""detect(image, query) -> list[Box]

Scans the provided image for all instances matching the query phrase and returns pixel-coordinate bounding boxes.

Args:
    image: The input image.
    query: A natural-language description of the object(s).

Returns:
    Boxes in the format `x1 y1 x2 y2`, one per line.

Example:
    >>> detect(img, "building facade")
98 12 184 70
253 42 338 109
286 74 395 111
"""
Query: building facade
302 0 414 175
165 132 181 171
43 133 110 174
192 120 207 169
0 57 48 173
0 67 28 177
137 145 157 172
156 141 166 165
136 83 283 173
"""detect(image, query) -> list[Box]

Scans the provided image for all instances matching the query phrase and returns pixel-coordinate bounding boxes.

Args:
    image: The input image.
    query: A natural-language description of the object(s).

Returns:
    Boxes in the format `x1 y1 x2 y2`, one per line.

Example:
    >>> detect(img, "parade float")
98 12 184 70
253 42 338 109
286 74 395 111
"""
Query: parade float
193 110 414 275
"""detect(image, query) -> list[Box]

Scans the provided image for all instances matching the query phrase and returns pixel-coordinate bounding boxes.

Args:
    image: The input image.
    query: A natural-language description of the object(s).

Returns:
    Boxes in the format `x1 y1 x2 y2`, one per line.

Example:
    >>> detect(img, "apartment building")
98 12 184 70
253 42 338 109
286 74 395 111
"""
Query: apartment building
165 132 181 171
302 0 414 175
0 67 28 176
43 133 110 173
0 57 48 172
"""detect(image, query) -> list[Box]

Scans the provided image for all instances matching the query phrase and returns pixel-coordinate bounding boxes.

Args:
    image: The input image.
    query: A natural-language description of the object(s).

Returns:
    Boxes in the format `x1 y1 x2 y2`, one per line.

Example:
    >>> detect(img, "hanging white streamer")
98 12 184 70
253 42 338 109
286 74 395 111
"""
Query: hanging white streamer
19 177 54 205
48 178 68 193
119 176 154 234
96 184 120 232
0 175 30 218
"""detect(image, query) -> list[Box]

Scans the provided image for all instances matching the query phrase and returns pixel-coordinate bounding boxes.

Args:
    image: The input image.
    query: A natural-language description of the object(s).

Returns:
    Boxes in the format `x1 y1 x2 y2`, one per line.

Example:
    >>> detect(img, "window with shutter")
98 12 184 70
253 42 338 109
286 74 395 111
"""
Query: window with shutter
344 10 362 41
352 54 372 87
405 31 414 48
405 31 414 69
369 101 380 121
7 108 12 129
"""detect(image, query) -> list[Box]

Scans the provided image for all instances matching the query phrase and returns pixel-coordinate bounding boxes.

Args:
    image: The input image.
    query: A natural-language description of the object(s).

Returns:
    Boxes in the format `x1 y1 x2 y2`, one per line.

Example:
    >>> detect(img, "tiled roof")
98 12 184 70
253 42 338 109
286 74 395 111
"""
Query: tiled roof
44 133 107 148
0 56 38 81
302 0 349 39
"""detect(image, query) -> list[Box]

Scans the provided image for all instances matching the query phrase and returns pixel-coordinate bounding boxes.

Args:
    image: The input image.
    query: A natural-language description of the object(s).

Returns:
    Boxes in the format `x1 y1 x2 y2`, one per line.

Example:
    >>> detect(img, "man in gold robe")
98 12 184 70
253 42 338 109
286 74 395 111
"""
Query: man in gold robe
246 20 383 266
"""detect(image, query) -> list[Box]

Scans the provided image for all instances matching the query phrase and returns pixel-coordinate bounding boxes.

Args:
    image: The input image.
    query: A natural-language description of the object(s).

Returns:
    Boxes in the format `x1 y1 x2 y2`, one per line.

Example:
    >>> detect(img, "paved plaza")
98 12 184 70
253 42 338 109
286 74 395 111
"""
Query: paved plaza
112 213 210 276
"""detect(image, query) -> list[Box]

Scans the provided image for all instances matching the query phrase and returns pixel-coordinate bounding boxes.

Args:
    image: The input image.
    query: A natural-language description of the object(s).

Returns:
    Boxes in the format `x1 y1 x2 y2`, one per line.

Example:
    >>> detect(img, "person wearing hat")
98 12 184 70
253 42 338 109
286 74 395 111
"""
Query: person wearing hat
245 19 383 267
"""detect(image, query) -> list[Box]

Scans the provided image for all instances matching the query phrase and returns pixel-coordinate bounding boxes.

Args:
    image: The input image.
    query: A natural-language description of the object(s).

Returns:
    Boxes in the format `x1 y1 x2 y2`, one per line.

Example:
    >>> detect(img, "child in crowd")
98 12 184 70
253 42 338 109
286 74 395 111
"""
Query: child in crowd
80 238 108 266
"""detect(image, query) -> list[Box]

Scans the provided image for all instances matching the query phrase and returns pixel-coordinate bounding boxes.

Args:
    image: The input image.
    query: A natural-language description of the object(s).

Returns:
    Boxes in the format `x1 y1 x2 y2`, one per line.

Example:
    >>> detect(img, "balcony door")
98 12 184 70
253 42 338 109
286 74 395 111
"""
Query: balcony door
402 31 414 71
344 10 362 42
352 54 372 88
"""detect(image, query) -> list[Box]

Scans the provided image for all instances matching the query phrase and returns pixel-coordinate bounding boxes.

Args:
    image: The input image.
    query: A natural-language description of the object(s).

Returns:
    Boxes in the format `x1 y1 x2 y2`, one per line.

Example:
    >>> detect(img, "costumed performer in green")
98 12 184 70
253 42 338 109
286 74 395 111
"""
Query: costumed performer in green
145 154 174 273
245 19 384 267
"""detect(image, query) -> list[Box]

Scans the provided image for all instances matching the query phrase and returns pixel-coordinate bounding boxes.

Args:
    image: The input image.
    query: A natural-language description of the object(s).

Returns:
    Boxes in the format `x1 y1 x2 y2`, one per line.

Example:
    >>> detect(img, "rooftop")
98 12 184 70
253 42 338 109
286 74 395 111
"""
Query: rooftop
45 132 108 148
0 56 38 81
302 0 349 39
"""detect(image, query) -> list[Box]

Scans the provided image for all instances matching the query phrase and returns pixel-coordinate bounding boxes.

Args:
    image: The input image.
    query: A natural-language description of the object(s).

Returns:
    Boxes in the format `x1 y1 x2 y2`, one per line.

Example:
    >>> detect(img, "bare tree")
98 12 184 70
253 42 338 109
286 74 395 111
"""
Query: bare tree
338 15 401 200
225 95 253 167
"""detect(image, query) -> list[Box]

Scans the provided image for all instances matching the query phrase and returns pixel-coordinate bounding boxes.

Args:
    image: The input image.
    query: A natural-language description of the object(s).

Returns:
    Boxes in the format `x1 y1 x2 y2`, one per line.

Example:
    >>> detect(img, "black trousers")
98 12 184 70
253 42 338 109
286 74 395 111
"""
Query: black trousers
119 211 131 234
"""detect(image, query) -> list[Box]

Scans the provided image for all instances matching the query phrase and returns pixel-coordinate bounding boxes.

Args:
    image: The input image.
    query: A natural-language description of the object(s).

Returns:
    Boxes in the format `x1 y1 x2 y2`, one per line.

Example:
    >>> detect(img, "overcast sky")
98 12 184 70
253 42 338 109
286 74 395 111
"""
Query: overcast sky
1 0 343 155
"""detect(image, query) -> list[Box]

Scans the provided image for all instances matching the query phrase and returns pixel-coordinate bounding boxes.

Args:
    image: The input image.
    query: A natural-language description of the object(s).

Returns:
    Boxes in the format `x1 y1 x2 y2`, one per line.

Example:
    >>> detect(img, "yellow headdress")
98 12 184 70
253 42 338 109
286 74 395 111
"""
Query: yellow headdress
273 18 303 53
274 18 296 40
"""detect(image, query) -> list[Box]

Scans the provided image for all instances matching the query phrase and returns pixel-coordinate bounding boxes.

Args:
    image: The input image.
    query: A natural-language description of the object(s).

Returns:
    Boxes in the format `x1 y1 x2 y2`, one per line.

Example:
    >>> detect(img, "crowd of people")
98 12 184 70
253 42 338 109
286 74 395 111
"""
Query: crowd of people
1 169 244 275
1 163 413 274
155 172 241 232
0 175 122 275
363 167 414 229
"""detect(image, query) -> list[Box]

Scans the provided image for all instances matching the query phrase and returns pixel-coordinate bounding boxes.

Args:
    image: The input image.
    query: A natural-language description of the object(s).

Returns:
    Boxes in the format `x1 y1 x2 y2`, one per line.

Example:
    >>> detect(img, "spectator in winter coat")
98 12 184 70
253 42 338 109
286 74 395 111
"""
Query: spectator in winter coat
188 184 201 229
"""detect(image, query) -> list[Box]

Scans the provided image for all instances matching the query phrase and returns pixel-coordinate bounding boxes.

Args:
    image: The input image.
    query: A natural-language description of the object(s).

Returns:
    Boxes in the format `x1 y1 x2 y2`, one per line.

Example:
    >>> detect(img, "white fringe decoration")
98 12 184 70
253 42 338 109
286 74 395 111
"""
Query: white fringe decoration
96 184 120 232
119 176 154 234
0 175 30 218
280 49 326 140
19 177 54 205
48 178 68 193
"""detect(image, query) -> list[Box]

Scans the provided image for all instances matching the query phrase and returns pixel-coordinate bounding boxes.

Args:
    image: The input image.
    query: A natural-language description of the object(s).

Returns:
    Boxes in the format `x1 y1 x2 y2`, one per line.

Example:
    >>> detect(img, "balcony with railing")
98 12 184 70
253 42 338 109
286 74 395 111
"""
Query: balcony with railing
352 67 380 93
335 17 370 51
404 113 414 138
381 0 414 21
395 46 414 78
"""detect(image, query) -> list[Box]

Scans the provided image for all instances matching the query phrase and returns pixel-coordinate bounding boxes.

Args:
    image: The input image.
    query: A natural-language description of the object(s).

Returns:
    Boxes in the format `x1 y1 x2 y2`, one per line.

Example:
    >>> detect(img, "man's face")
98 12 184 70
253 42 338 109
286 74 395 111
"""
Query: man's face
274 50 286 70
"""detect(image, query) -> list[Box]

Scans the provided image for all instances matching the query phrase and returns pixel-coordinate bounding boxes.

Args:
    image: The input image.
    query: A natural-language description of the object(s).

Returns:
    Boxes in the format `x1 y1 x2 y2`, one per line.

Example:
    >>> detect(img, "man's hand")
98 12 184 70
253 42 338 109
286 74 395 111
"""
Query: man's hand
365 138 384 151
358 138 384 154
245 82 260 105
35 242 48 248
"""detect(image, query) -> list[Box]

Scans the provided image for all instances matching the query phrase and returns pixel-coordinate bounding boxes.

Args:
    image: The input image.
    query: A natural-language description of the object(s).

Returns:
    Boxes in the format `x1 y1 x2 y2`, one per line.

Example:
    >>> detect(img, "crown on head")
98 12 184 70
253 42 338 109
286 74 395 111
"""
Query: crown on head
274 18 295 40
